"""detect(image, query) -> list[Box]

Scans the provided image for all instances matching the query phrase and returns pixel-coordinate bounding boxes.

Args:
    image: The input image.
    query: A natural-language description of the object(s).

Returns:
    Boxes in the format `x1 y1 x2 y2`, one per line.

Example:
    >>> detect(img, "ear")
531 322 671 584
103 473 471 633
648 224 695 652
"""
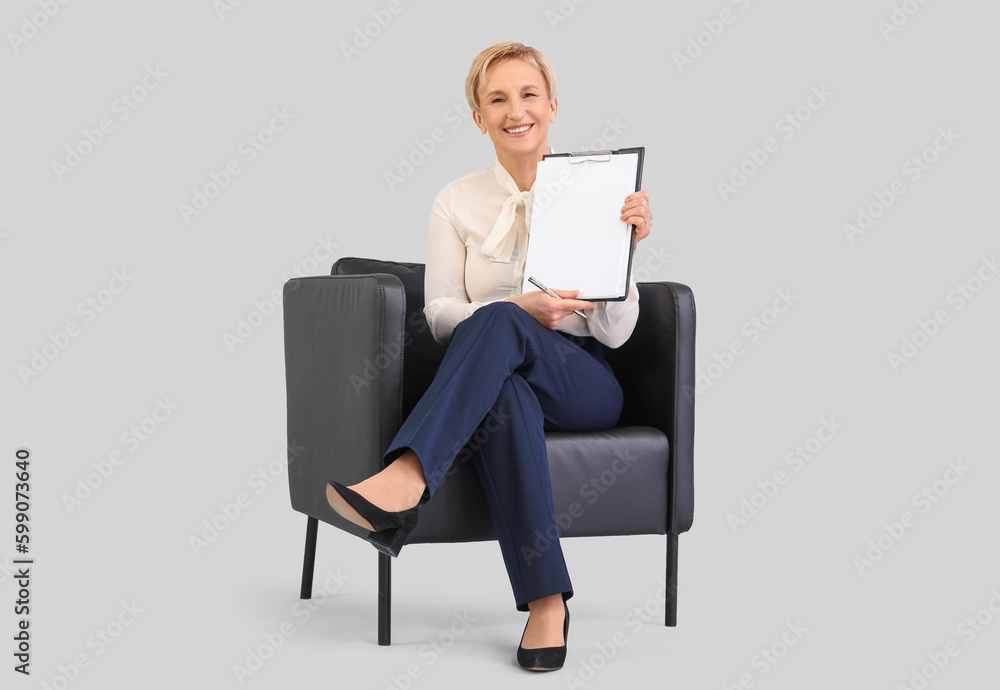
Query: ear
472 109 487 134
548 98 558 123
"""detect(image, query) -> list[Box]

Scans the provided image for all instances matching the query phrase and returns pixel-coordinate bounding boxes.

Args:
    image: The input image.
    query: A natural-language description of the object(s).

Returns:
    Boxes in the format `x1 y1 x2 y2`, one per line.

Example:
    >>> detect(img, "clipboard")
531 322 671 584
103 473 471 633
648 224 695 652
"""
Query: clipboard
521 147 644 301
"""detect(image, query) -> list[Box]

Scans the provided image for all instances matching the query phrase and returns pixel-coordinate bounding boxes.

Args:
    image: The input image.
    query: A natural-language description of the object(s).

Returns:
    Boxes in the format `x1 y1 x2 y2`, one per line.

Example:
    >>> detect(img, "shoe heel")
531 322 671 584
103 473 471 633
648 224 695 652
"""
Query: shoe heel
367 527 410 558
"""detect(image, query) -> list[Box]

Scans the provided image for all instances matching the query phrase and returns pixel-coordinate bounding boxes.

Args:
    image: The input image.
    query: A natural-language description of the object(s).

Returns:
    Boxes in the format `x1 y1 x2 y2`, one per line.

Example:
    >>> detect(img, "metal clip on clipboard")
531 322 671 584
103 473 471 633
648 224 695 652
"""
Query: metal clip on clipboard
568 150 613 163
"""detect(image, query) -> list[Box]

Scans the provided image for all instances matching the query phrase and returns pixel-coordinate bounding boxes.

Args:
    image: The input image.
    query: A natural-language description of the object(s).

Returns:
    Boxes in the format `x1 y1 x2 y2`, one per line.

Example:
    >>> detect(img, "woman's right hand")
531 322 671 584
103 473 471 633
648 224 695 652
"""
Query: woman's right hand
503 289 596 330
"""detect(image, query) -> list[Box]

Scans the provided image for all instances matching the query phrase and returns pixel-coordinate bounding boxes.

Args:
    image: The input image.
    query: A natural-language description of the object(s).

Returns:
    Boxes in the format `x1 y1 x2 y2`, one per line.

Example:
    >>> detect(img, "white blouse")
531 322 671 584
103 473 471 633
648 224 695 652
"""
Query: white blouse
423 158 640 349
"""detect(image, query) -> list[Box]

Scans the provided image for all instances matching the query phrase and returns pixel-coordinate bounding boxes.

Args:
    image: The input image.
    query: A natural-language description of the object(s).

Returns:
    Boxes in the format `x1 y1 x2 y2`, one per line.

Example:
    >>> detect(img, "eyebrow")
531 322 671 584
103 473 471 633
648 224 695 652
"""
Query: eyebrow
484 84 542 99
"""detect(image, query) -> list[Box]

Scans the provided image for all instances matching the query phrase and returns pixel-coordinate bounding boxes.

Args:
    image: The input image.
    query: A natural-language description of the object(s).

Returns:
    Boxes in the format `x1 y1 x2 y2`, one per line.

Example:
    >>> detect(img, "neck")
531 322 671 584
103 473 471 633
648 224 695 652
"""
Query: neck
496 142 549 192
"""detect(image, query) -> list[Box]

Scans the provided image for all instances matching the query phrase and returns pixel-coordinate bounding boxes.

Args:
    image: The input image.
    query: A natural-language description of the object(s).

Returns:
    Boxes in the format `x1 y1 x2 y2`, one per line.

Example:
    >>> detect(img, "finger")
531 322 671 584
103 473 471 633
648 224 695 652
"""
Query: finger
549 289 595 309
624 219 651 241
624 214 651 229
621 204 653 222
558 299 596 310
621 197 650 214
621 194 649 209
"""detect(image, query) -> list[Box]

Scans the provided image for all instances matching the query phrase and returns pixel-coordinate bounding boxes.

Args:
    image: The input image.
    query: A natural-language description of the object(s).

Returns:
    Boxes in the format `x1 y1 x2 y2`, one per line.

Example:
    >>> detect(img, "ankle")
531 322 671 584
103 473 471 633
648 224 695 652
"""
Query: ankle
528 595 564 616
353 462 425 511
393 456 428 502
396 454 427 484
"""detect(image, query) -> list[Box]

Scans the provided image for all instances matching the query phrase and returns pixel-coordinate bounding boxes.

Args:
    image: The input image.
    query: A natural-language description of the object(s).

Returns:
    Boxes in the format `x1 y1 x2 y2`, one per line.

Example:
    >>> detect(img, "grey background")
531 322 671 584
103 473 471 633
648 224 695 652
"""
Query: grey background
2 0 998 687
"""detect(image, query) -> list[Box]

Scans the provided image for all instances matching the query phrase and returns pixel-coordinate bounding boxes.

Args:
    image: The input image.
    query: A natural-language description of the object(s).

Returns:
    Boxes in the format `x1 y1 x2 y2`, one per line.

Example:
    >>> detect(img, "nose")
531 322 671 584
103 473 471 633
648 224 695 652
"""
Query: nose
506 100 526 121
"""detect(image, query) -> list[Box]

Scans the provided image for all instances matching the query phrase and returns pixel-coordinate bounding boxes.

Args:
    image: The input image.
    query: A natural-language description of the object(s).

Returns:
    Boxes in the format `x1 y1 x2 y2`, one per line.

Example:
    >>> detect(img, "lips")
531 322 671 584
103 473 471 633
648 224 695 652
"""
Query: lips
503 123 533 136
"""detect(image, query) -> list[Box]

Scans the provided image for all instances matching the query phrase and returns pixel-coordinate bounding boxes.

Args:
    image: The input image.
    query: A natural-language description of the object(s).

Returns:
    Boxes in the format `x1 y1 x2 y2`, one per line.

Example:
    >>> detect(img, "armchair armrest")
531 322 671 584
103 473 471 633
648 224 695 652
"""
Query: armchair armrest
283 274 406 523
603 281 696 534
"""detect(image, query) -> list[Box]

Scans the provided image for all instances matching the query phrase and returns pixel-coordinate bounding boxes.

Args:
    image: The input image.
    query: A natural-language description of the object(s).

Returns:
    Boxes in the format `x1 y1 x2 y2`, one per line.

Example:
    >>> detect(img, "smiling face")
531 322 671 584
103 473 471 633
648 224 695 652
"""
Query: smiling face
472 58 558 166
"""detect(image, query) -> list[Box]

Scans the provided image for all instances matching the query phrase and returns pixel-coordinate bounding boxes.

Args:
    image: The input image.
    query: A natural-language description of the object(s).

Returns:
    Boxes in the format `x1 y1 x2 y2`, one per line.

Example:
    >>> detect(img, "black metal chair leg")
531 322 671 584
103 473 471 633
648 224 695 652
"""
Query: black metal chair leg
665 533 678 626
378 552 392 645
300 516 319 599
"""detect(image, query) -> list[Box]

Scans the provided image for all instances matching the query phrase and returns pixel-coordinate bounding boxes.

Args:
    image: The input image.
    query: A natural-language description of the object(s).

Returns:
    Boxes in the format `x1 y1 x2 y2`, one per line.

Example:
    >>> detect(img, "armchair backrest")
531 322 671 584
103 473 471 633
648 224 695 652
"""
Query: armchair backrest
332 258 447 421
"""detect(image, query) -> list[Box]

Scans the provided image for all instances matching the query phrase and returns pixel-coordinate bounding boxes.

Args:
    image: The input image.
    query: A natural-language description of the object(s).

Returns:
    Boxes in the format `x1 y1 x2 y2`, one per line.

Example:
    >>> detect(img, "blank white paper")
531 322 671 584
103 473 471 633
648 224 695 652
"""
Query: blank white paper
522 150 640 301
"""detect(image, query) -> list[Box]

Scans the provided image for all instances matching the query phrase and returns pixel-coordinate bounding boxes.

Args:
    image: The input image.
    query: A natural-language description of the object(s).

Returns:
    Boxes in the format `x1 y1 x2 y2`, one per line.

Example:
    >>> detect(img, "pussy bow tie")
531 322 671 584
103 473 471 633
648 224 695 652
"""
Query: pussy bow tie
481 163 531 263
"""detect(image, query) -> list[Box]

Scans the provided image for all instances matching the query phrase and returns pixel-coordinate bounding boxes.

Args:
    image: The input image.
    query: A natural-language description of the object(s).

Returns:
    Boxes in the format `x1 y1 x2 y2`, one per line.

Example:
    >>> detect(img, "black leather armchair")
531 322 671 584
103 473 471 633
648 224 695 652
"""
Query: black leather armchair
283 257 696 645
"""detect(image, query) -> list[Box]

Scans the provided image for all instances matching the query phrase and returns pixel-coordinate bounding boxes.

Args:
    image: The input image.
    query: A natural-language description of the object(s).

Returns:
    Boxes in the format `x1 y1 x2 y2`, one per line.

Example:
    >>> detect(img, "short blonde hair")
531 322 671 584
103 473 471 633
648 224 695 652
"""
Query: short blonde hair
465 42 558 113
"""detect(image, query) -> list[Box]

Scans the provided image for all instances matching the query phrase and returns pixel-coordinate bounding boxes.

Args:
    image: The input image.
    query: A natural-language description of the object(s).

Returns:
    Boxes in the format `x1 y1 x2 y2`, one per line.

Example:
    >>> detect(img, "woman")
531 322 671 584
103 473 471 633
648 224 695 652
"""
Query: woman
326 42 653 672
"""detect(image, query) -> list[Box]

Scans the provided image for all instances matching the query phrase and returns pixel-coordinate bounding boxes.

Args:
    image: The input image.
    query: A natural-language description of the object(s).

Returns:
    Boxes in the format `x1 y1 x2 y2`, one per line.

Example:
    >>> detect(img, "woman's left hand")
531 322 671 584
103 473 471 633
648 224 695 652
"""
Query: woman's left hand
621 190 652 243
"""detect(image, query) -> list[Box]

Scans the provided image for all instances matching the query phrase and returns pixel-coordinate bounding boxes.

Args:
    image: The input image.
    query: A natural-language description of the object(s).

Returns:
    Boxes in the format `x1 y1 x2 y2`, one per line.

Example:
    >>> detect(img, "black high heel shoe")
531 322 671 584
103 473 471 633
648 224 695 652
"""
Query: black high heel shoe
516 600 569 672
326 481 426 557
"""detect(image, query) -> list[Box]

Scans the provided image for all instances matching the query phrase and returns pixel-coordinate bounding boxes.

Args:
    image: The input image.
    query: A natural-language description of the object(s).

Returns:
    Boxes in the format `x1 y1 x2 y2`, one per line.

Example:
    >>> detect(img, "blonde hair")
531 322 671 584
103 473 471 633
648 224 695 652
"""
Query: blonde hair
465 42 558 113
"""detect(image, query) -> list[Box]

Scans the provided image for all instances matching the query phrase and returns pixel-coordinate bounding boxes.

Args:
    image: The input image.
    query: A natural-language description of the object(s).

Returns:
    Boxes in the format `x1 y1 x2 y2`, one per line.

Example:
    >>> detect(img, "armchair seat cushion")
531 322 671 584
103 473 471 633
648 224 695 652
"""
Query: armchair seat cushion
407 426 668 543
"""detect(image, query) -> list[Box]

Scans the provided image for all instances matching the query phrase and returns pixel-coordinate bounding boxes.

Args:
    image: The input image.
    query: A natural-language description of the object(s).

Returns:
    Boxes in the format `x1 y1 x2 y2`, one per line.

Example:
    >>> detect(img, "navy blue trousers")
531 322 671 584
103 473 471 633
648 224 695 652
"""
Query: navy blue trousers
381 301 624 611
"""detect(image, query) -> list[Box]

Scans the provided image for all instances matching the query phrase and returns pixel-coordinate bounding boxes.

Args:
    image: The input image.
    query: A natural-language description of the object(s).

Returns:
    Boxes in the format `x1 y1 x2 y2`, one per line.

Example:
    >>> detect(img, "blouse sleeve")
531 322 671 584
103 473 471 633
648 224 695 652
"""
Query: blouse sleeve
555 271 640 349
423 188 492 346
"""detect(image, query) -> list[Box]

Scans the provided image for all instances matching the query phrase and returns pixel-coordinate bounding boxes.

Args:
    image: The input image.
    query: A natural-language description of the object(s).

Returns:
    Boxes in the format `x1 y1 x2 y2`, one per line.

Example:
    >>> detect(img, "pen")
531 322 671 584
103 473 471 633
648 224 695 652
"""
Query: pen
527 276 590 319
